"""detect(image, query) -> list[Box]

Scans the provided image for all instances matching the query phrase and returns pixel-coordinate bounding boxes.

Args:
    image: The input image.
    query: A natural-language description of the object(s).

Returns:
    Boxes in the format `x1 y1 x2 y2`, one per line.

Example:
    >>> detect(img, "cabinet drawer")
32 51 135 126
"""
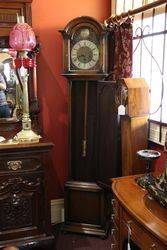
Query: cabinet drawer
0 158 42 172
121 209 166 250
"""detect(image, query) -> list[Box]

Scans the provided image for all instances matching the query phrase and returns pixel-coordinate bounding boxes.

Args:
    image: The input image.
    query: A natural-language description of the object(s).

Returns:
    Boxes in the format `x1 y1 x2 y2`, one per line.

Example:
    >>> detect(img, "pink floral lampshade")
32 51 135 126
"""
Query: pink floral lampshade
9 16 36 51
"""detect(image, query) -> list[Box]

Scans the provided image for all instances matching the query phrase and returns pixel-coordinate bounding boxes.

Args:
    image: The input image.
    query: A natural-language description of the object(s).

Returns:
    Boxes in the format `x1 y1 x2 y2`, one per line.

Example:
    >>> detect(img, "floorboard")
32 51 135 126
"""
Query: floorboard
53 224 112 250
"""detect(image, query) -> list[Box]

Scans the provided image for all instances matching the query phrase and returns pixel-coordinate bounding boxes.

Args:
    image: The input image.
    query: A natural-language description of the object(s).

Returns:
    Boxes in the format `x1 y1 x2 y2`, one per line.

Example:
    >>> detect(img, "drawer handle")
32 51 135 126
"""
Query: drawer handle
111 228 116 235
111 214 115 220
111 243 116 249
150 243 157 249
111 199 116 206
111 214 118 230
7 160 22 171
11 193 20 205
123 220 132 249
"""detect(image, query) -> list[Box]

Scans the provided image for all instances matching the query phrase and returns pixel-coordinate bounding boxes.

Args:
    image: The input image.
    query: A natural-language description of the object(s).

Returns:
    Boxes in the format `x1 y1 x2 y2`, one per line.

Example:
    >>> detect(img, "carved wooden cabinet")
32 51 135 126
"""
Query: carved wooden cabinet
111 175 167 250
0 142 55 249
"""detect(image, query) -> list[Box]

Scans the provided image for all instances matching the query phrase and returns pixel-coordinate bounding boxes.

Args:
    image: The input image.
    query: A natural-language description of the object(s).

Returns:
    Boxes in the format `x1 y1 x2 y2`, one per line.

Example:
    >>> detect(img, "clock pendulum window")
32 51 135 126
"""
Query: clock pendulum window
60 16 120 237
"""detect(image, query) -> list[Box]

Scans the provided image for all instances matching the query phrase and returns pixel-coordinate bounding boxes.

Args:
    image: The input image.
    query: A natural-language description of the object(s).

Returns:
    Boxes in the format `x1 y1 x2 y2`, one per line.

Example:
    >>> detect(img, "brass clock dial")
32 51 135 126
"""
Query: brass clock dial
71 40 99 70
60 16 108 78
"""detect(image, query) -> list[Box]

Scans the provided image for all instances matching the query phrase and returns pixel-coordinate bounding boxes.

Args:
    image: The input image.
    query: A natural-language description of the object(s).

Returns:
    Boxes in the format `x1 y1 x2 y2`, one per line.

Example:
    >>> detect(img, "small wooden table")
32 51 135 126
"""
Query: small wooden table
111 175 167 250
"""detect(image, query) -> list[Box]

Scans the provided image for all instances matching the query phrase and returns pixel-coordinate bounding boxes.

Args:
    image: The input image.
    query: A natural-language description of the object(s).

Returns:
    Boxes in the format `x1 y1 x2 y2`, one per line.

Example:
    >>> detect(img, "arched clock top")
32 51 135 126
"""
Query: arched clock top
60 16 108 38
60 16 109 79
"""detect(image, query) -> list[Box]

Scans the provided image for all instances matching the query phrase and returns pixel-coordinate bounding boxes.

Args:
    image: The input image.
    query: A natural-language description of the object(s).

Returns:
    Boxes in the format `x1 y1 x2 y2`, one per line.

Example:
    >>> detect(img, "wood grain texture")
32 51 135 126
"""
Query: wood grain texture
121 116 148 176
120 78 150 176
112 175 167 249
118 78 150 117
63 181 111 237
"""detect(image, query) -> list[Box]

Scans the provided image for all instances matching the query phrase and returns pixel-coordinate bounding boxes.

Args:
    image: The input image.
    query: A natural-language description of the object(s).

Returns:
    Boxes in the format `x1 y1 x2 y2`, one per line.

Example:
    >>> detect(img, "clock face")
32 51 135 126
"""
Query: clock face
71 40 99 70
61 16 108 77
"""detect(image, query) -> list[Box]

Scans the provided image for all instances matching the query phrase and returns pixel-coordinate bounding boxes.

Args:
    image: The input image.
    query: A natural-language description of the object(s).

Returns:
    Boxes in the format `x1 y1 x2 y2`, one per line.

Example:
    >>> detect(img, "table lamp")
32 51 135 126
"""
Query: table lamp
9 15 41 143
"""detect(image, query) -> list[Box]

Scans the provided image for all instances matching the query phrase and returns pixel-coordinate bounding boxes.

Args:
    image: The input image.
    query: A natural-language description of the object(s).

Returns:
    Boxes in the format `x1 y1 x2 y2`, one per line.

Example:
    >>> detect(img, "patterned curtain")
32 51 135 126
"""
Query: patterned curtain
107 18 133 81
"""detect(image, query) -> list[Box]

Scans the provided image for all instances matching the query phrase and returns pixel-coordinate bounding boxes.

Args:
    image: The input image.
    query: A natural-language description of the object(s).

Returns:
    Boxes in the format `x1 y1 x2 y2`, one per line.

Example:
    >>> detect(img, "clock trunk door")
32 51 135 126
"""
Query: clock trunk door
70 81 121 182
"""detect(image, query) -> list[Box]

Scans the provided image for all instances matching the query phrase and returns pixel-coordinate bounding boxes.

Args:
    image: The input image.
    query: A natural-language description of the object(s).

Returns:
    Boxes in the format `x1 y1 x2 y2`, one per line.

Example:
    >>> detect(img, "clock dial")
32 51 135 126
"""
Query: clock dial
61 16 108 76
71 40 99 70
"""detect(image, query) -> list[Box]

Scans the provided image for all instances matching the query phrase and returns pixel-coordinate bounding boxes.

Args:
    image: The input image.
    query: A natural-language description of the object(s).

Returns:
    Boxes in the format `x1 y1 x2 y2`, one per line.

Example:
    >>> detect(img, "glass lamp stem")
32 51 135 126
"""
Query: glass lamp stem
21 73 31 130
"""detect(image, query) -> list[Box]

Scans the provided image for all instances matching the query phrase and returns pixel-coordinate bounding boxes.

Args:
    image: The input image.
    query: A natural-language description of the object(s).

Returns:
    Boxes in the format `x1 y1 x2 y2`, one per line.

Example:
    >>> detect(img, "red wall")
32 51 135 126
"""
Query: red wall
31 0 111 199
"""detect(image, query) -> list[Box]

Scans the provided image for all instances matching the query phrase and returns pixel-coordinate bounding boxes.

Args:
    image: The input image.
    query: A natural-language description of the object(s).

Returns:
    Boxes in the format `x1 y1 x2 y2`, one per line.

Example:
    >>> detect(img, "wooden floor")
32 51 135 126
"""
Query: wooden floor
53 224 112 250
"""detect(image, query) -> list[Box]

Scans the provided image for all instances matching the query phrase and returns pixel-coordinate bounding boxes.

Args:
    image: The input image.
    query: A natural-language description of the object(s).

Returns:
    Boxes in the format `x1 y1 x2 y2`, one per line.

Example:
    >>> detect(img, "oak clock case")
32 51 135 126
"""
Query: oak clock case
60 16 108 78
61 17 121 237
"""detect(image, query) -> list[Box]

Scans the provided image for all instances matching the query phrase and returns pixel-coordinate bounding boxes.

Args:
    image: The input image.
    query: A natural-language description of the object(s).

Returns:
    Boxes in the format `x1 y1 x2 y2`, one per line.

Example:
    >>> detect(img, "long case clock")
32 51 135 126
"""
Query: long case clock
60 16 120 237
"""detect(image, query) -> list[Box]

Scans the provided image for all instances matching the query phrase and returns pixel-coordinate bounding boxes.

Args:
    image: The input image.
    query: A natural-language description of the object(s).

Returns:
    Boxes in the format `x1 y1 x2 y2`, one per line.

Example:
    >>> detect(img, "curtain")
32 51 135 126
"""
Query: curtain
107 18 133 81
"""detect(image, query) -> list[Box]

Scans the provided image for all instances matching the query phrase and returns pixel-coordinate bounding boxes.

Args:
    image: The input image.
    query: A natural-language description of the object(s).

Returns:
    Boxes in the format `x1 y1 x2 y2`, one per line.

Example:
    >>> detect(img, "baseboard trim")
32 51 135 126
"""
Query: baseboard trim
51 198 64 225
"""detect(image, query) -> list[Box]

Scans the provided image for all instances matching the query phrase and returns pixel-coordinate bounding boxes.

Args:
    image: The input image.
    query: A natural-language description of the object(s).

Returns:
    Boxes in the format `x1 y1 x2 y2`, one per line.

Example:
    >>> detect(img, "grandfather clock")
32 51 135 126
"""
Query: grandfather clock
60 16 120 237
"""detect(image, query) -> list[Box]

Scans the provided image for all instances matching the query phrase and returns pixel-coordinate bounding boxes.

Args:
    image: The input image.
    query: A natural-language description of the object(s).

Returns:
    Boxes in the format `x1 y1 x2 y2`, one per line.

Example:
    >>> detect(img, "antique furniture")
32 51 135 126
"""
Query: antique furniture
60 16 120 237
111 175 167 249
0 0 39 140
0 1 54 248
0 142 55 249
119 78 150 176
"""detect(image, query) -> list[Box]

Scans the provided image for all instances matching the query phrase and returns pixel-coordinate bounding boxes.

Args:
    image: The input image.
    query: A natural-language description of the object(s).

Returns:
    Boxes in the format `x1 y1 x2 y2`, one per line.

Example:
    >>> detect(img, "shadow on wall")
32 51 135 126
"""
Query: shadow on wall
36 33 68 199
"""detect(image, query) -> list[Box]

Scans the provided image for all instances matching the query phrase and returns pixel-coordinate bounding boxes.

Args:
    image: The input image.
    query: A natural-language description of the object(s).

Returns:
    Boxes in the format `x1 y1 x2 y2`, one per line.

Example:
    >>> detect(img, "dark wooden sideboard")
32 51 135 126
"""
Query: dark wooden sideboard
111 175 167 250
0 142 55 249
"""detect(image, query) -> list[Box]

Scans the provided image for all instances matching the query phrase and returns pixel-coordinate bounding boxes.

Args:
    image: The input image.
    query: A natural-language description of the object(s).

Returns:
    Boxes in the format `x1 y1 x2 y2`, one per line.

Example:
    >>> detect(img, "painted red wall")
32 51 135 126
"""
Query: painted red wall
31 0 110 199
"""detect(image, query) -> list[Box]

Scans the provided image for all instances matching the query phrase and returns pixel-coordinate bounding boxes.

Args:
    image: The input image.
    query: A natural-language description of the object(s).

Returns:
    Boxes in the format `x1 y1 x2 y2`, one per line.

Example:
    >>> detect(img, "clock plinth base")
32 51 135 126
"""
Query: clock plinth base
63 223 110 238
63 181 111 237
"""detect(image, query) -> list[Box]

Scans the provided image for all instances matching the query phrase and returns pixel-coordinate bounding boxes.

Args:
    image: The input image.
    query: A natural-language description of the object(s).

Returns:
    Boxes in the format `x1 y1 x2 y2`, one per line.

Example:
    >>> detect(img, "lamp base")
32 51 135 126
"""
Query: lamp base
14 129 41 143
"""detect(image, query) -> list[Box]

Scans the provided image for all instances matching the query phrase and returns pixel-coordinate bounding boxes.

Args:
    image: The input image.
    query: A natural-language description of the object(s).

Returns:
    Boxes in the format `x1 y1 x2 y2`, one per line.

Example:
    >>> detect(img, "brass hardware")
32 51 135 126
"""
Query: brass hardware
11 193 20 205
111 243 116 249
82 81 88 158
111 214 118 229
7 160 22 171
111 214 115 220
111 199 115 206
150 243 157 249
82 139 87 157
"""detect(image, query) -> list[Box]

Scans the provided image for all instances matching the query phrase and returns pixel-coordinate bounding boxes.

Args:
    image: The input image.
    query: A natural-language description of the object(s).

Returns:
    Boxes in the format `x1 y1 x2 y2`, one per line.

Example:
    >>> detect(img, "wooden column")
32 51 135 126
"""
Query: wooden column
119 78 150 176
